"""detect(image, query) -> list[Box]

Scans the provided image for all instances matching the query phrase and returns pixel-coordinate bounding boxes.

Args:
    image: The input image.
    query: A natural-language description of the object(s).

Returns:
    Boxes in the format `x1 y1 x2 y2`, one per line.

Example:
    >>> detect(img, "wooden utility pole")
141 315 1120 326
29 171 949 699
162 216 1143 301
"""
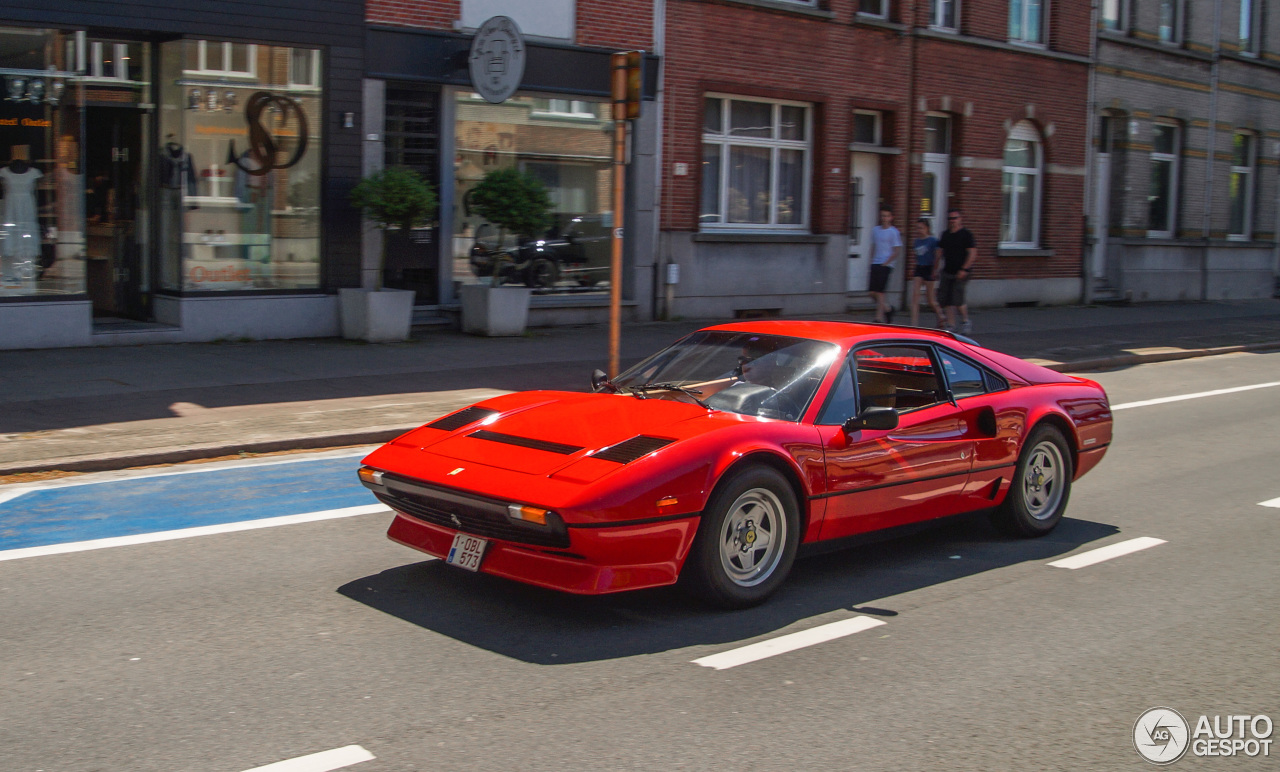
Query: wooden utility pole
609 51 642 377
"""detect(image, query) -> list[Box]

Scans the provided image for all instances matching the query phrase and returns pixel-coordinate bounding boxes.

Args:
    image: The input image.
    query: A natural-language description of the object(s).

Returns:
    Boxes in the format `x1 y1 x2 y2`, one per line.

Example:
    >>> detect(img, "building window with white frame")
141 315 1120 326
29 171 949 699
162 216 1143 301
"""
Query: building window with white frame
531 98 599 118
1229 132 1256 239
1147 121 1180 237
853 110 882 146
184 40 256 76
1000 121 1042 247
1239 0 1261 55
1158 0 1180 44
701 96 812 229
1009 0 1045 44
932 0 958 29
288 47 320 88
858 0 887 18
1100 0 1126 31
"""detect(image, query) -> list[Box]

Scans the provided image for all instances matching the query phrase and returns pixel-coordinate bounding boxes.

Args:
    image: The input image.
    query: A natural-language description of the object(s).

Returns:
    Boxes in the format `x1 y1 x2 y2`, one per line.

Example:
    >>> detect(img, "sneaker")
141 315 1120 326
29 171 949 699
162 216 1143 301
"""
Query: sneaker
886 309 895 324
960 320 973 334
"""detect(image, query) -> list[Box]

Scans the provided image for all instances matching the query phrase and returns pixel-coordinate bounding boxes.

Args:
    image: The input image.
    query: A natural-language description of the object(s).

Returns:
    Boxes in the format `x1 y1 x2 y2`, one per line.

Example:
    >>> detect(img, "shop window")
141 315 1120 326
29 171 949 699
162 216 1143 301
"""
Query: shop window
87 41 143 82
853 111 882 146
184 41 256 77
158 40 322 292
1008 0 1045 45
1229 132 1255 240
0 27 85 299
1147 121 1180 238
1001 121 1042 247
701 95 812 230
454 92 613 294
932 0 958 30
1100 0 1127 31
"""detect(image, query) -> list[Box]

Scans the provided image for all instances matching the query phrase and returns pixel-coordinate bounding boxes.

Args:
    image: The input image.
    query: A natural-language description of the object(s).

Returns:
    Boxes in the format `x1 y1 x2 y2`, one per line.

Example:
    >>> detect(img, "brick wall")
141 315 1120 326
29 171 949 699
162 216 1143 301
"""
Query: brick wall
367 0 459 29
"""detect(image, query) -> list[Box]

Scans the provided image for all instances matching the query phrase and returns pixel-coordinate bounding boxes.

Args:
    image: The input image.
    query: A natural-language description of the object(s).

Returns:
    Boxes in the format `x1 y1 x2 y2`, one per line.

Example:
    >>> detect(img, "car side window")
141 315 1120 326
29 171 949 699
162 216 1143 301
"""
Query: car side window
817 359 858 425
854 345 946 413
938 349 987 399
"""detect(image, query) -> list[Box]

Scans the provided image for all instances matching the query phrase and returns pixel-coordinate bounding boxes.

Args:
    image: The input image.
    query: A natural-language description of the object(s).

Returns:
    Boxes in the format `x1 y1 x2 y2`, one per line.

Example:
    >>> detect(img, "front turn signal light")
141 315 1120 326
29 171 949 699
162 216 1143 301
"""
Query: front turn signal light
507 504 549 525
358 467 384 486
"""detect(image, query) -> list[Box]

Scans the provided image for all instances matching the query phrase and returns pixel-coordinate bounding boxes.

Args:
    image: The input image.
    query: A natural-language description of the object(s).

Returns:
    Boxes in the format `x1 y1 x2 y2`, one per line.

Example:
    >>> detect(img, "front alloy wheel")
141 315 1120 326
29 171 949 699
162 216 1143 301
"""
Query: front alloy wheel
684 466 800 608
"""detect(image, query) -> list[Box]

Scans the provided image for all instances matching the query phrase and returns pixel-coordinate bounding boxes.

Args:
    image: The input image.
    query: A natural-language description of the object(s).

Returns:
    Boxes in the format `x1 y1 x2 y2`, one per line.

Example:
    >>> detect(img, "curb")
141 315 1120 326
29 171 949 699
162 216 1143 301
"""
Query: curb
6 339 1280 478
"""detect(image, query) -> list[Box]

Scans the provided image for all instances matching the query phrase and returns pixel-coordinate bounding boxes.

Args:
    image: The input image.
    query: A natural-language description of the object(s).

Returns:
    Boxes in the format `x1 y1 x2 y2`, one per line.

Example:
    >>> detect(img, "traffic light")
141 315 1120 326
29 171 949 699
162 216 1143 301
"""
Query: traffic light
611 51 643 121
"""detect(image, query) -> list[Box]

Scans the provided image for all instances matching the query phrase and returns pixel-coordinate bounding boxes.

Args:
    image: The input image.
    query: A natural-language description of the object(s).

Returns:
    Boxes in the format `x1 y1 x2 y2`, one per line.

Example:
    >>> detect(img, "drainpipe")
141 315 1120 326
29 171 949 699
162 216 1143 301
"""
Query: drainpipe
1083 0 1100 303
899 1 918 317
1202 0 1223 300
653 0 667 320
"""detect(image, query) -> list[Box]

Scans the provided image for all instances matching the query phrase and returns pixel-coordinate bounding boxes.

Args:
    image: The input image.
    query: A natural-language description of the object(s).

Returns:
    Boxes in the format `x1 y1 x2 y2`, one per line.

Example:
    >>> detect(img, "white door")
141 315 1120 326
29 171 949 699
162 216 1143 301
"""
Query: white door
920 154 950 237
1092 152 1111 279
847 152 880 292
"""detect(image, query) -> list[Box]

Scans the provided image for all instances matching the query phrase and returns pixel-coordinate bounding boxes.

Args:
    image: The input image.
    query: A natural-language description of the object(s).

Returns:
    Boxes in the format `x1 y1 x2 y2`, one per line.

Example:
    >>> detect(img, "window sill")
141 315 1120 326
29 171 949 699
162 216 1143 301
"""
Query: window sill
1097 32 1214 62
704 0 835 20
915 28 1091 64
854 15 906 33
848 143 902 154
996 247 1055 257
694 232 829 244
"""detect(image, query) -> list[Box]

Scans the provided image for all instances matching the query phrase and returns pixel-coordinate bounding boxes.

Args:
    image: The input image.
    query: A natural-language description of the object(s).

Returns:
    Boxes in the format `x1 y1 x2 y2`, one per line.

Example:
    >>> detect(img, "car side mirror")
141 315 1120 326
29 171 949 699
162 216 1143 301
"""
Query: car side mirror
843 406 899 433
591 369 615 393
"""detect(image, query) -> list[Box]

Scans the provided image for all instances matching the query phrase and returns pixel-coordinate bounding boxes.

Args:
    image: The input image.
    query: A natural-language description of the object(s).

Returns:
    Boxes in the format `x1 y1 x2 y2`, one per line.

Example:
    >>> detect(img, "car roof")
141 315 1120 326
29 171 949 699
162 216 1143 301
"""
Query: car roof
700 320 973 349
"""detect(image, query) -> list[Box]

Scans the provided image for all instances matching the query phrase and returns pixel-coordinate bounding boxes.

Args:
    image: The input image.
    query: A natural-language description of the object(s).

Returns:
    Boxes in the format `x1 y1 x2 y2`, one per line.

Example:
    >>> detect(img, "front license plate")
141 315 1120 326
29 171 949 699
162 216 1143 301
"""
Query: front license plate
446 533 487 572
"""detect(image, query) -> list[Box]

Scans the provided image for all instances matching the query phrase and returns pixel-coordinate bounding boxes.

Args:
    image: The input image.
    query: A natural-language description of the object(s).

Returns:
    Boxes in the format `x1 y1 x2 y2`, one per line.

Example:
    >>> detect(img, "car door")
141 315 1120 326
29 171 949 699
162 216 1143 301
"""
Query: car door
814 343 975 541
935 344 1023 509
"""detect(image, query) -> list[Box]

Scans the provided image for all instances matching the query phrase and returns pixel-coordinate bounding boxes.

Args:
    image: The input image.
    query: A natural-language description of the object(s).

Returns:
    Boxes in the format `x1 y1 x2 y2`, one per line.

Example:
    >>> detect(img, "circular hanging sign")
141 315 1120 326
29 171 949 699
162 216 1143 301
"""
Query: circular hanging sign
469 16 526 104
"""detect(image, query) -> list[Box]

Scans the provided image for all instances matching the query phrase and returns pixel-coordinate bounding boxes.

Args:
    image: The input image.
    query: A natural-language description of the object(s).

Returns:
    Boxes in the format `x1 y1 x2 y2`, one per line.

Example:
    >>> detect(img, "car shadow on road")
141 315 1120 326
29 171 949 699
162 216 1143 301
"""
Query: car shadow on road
336 512 1119 665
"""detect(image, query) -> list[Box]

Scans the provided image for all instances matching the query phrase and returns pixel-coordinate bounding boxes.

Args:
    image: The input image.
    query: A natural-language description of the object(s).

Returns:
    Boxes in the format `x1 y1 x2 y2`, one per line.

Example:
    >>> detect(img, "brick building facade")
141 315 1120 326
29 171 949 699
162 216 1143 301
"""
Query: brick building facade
658 0 1092 319
1090 0 1280 302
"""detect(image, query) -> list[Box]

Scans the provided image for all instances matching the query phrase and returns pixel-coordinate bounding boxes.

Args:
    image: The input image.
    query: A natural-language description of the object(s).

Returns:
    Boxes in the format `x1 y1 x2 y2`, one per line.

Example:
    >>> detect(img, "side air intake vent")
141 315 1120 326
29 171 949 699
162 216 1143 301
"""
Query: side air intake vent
427 406 498 432
594 436 675 464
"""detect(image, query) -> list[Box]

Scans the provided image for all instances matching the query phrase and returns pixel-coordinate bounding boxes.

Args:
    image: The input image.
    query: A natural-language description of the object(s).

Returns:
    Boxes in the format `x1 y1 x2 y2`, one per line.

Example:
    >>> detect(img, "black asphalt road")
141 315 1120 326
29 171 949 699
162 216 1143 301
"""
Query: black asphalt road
2 352 1278 771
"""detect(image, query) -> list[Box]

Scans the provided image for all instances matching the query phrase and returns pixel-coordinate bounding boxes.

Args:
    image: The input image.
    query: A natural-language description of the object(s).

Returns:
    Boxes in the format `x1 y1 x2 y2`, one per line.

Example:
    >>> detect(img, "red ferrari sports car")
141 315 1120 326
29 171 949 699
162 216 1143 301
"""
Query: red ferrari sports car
359 321 1111 607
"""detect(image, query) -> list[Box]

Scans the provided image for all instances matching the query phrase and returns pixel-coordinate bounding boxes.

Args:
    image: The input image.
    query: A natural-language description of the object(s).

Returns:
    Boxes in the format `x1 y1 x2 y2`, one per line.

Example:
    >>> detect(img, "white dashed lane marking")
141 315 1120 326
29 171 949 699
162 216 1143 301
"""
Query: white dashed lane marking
238 744 375 772
1110 381 1280 411
1259 497 1280 508
1047 537 1167 570
692 615 886 670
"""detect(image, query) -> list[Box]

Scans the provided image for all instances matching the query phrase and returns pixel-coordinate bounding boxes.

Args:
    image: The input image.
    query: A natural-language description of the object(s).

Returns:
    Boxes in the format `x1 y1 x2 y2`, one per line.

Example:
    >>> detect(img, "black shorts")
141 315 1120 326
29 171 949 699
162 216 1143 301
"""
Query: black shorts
913 263 936 281
938 272 969 307
869 263 892 293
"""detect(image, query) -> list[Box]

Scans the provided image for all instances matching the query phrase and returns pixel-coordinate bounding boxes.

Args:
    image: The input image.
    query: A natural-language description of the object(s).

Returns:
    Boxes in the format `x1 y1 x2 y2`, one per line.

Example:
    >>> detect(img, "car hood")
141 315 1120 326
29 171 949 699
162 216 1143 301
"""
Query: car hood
401 391 713 477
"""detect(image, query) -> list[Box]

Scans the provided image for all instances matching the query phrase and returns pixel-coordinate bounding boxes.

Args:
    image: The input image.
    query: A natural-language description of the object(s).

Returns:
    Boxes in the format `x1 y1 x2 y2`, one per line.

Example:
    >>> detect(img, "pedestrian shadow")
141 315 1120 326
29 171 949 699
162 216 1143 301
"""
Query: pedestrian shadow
336 512 1119 665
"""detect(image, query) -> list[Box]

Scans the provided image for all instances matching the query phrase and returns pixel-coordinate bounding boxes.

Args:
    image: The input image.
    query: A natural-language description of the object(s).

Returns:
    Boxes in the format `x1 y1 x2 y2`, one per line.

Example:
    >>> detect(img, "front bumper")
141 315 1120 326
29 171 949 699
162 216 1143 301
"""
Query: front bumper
386 511 700 594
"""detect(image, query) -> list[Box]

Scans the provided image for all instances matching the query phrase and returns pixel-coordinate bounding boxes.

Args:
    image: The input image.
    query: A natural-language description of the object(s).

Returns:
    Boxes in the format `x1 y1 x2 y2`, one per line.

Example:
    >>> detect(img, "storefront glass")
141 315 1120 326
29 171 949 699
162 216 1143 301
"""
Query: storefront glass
158 40 322 293
0 27 84 298
454 92 613 293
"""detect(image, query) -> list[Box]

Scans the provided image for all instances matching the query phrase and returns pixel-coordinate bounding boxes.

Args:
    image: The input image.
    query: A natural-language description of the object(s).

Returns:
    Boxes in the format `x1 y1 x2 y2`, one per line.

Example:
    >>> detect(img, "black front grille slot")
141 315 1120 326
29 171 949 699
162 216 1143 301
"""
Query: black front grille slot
427 406 499 432
594 435 675 464
468 429 583 455
377 477 569 548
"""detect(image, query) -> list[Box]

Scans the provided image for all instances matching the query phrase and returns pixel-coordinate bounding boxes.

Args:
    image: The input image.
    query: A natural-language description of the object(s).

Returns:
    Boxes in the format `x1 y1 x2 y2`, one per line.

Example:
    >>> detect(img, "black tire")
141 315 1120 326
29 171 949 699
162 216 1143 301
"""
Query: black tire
991 423 1073 537
526 258 559 288
682 465 800 608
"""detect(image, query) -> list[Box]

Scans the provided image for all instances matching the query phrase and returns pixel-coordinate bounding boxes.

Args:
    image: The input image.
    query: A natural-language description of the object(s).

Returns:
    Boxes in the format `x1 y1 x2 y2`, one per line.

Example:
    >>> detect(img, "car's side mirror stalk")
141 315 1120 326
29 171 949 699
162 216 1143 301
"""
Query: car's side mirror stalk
843 406 899 433
592 368 620 393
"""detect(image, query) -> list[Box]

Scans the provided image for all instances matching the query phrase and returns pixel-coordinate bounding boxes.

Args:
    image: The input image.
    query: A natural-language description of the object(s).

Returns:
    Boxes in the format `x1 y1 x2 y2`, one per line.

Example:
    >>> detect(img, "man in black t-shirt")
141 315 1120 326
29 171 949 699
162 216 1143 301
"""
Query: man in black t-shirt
937 209 976 333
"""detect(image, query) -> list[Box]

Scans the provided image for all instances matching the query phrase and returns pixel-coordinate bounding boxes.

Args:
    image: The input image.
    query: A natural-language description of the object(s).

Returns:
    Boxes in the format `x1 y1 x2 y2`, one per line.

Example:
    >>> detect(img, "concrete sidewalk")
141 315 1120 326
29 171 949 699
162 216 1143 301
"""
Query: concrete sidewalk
2 299 1278 478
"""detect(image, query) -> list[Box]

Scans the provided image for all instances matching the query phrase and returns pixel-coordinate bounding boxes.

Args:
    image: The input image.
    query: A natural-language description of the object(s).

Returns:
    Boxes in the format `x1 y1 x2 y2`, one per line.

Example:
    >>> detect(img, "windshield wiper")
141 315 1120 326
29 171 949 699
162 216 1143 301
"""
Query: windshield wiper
629 382 710 409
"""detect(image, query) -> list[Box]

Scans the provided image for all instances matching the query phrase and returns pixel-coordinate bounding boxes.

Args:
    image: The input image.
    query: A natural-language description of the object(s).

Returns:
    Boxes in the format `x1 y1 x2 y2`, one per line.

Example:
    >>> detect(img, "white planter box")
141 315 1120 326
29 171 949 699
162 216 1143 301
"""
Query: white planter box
460 284 532 336
339 287 415 342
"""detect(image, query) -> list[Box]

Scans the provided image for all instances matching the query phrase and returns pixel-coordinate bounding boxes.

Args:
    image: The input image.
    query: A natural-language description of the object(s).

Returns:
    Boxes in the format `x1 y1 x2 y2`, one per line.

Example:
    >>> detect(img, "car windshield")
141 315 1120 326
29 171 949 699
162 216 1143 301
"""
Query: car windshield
613 330 840 421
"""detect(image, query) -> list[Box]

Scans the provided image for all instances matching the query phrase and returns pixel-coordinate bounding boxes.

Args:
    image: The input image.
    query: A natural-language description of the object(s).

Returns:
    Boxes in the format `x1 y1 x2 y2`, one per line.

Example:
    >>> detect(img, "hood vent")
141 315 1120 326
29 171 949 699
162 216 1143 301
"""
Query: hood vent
469 429 584 455
427 406 499 432
594 435 675 464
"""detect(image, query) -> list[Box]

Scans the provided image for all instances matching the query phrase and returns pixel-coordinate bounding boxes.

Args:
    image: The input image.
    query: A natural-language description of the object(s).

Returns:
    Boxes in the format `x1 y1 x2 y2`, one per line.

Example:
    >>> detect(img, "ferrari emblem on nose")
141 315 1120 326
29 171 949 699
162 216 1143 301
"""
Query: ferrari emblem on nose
448 467 465 476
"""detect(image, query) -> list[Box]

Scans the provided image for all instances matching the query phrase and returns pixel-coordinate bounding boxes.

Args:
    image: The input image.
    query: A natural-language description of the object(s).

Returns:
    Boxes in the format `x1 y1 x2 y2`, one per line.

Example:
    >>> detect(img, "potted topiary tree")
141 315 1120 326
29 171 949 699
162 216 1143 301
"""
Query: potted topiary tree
461 167 553 336
345 166 438 342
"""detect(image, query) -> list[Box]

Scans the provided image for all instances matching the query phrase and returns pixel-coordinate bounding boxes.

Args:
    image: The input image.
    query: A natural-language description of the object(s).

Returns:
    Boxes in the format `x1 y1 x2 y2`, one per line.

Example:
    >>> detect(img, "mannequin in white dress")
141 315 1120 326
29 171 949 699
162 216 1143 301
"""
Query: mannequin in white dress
1 156 44 286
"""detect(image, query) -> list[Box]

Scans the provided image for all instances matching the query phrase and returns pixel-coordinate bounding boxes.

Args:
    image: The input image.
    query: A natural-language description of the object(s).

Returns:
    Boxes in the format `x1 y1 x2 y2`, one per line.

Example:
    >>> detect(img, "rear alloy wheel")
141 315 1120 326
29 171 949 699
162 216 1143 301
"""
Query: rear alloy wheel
991 424 1073 537
684 466 800 608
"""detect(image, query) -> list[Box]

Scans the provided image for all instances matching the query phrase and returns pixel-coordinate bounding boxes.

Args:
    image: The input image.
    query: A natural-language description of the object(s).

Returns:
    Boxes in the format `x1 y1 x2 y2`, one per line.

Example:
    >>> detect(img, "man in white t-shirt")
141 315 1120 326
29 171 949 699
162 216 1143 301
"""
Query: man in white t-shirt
869 207 902 324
